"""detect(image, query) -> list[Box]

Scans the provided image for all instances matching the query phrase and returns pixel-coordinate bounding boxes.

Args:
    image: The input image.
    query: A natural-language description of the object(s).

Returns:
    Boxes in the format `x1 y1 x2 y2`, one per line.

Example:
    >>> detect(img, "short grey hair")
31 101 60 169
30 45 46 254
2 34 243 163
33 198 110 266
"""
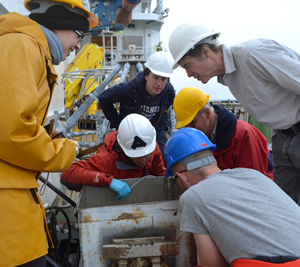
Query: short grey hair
199 103 214 117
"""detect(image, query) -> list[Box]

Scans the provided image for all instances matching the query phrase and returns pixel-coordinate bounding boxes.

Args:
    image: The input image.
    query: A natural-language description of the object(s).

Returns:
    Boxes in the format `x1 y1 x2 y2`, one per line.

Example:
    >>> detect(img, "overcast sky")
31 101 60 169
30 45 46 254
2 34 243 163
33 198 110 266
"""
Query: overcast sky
160 0 300 100
1 0 29 15
2 0 300 100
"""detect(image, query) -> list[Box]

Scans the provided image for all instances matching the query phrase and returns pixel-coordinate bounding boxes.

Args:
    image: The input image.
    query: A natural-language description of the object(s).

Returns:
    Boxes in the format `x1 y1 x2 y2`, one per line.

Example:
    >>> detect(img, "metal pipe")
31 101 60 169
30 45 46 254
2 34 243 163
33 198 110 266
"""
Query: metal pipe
95 110 104 144
66 130 97 137
120 62 130 82
136 62 144 72
58 64 122 133
102 33 106 67
45 255 61 267
39 175 77 208
77 141 98 147
110 34 114 66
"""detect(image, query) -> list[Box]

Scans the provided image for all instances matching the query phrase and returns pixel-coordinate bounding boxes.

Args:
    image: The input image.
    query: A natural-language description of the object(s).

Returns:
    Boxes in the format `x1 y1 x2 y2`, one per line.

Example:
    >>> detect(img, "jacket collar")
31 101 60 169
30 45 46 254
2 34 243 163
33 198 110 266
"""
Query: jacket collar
0 13 52 62
213 105 237 151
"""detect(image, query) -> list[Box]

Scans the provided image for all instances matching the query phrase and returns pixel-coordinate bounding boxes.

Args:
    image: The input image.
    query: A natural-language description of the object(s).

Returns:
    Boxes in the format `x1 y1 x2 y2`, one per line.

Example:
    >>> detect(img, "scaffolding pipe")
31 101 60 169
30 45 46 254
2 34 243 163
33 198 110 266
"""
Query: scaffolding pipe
77 141 98 147
136 62 144 72
66 130 97 137
58 64 122 133
120 62 130 82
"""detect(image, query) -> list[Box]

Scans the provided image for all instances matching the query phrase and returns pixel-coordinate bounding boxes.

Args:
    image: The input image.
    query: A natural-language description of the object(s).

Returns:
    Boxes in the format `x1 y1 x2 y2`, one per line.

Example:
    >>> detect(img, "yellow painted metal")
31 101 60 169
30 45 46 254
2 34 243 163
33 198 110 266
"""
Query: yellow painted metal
64 43 104 113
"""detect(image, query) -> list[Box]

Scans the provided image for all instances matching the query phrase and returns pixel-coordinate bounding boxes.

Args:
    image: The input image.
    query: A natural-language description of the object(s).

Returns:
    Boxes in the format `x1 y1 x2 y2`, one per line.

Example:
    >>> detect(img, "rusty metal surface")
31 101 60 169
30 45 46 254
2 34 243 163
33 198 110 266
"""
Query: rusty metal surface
77 176 193 266
103 236 178 259
78 201 192 266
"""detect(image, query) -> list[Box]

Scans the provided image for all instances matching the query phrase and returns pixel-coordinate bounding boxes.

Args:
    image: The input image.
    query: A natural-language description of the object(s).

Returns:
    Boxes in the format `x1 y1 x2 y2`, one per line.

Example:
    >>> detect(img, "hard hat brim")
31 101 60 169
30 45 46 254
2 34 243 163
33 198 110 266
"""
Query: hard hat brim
148 67 173 78
121 141 156 158
53 0 99 28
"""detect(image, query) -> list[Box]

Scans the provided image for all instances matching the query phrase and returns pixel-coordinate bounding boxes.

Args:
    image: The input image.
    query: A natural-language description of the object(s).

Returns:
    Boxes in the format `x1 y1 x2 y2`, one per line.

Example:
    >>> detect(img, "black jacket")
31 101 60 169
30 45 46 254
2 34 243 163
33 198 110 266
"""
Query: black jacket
98 71 175 131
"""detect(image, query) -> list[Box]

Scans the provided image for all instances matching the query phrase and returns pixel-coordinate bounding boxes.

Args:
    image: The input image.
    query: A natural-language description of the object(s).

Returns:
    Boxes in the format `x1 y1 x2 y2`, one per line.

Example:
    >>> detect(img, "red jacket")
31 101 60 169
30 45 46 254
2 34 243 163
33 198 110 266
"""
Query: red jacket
214 107 273 180
61 131 165 190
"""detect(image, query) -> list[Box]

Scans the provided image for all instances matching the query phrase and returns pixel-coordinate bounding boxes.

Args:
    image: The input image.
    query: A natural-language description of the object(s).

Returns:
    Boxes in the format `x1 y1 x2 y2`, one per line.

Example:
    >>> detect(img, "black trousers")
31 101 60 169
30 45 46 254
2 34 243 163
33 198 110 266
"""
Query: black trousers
17 256 46 267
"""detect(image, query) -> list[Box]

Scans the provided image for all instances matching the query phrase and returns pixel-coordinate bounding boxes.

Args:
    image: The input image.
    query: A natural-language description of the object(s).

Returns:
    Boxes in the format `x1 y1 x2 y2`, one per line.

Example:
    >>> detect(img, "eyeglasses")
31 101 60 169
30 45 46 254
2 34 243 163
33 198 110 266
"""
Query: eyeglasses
174 170 187 180
74 30 85 42
187 110 203 128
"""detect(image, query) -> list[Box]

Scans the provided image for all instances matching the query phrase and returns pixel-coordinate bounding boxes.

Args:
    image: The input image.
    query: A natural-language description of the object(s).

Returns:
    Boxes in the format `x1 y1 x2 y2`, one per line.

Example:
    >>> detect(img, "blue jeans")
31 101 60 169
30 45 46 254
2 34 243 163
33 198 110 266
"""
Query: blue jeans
272 131 300 205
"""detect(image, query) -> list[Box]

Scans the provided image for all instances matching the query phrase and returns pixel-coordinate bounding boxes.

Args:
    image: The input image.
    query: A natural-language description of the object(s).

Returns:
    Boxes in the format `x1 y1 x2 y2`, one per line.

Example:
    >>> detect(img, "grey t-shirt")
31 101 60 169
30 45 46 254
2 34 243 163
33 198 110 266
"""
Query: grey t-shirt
180 168 300 264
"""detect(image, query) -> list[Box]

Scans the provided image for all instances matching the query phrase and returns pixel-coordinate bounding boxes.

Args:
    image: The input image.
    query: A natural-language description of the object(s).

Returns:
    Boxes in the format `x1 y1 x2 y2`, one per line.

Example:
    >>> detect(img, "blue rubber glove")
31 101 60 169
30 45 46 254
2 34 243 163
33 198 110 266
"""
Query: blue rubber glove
109 178 131 200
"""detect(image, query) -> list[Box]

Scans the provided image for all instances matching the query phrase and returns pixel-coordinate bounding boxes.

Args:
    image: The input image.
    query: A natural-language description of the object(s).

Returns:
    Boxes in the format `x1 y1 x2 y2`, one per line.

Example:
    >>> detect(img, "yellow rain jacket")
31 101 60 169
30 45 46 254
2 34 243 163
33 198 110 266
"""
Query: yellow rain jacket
0 12 75 266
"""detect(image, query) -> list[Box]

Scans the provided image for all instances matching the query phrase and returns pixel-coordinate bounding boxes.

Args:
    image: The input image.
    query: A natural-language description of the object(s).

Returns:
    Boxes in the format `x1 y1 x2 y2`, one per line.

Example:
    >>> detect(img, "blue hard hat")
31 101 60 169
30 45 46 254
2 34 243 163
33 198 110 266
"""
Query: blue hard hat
164 128 216 177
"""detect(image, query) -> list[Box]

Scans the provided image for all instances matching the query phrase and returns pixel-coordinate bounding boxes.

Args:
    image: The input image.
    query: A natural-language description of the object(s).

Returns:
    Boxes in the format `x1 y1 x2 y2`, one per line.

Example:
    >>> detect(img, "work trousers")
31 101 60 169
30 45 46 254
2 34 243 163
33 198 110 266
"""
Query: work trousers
272 131 300 205
17 256 46 267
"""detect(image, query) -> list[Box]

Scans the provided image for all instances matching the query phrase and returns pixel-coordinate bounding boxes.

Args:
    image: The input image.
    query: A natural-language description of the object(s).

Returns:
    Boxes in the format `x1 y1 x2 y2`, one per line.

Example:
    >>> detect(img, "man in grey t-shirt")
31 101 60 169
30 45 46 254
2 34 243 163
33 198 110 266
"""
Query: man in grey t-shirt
164 128 300 267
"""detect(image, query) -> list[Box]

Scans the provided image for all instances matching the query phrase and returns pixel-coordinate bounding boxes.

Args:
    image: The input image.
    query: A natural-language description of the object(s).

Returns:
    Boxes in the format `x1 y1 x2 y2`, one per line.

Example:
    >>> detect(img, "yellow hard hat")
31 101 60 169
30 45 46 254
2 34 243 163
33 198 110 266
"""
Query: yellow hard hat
174 87 210 129
24 0 99 29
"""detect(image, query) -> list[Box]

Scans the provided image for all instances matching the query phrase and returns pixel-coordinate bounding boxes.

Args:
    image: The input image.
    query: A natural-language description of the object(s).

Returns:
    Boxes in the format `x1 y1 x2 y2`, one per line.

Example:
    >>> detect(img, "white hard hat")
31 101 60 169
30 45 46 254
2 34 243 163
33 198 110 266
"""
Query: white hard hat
144 51 174 78
117 114 156 158
169 22 220 69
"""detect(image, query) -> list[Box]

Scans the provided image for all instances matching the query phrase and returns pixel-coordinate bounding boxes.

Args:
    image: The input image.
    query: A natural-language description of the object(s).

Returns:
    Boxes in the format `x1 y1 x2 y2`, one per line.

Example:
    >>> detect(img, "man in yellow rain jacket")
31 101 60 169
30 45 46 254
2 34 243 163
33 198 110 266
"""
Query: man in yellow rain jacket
0 1 99 266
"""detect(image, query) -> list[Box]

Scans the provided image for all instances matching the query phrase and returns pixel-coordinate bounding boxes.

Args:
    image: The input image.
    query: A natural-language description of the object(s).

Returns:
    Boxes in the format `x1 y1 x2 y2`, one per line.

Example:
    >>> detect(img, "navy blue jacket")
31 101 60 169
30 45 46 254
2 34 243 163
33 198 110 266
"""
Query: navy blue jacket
214 105 237 152
98 71 175 132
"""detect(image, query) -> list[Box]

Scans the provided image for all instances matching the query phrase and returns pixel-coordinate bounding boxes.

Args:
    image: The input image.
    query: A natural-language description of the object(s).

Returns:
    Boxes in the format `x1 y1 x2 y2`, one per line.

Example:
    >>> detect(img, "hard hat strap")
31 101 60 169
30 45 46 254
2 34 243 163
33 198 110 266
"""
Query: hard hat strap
186 156 216 171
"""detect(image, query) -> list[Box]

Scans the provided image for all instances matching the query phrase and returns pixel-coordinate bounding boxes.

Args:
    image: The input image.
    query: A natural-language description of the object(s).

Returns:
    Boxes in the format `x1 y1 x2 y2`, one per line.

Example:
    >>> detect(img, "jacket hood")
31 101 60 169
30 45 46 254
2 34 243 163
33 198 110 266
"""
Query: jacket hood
0 12 51 60
102 131 119 152
214 105 237 151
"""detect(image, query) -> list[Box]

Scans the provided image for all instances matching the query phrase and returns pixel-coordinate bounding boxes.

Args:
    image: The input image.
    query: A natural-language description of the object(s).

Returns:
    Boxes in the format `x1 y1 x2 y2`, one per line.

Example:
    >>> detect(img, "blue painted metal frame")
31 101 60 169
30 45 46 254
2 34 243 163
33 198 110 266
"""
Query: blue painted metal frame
90 0 124 33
